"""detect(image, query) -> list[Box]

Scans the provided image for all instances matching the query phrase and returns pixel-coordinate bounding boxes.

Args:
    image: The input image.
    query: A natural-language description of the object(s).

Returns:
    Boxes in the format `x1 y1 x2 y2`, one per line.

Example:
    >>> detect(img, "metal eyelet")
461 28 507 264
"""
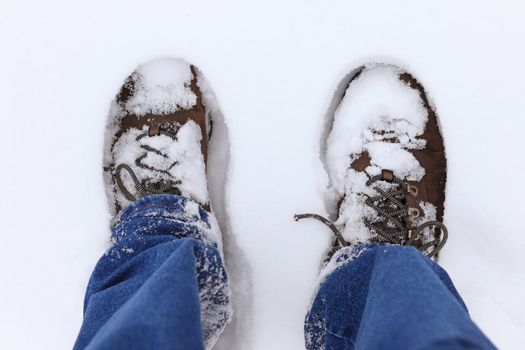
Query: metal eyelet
408 207 420 219
406 184 419 196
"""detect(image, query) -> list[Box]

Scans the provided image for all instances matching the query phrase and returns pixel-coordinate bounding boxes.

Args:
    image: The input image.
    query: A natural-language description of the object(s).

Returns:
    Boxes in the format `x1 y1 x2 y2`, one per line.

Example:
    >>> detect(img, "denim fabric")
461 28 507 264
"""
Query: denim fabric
75 194 495 350
74 194 231 350
305 244 496 350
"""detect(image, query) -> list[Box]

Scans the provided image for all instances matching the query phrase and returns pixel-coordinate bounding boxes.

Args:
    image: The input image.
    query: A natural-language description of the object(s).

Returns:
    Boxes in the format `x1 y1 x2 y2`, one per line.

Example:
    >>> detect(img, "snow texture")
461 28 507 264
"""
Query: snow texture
327 64 430 243
125 58 197 116
104 58 209 214
1 1 525 349
110 121 209 208
195 243 232 349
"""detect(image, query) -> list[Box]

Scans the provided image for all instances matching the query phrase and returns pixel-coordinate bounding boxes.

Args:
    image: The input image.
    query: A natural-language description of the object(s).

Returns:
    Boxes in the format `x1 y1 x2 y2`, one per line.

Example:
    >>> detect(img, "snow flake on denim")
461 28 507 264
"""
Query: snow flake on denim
111 196 220 249
315 245 367 298
195 244 233 349
305 245 368 350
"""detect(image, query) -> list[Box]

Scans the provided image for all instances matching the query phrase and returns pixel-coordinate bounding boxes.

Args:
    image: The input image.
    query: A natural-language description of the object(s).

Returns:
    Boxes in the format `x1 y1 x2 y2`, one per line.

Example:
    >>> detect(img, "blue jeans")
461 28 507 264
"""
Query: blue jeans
306 245 496 350
74 195 231 350
75 195 495 350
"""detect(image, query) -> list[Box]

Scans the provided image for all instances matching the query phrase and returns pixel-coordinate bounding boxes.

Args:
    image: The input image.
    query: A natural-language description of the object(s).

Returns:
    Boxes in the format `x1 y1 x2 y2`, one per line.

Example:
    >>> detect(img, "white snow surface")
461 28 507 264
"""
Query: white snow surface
1 1 525 349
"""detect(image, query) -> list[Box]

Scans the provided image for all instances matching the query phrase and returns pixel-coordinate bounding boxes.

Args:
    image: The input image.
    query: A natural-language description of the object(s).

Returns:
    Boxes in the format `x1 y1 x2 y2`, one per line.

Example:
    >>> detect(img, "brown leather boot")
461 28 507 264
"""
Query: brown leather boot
103 58 212 216
296 63 447 259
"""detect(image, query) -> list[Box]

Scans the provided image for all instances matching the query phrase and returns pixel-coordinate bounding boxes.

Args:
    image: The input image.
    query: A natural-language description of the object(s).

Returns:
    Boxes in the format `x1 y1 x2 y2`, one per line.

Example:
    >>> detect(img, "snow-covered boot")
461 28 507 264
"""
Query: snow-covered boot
296 64 447 259
103 58 212 216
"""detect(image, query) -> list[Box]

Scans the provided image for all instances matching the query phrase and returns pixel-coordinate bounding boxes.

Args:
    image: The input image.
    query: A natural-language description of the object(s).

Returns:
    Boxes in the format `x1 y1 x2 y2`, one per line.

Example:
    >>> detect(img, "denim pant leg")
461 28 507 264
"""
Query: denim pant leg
74 194 231 350
305 244 496 350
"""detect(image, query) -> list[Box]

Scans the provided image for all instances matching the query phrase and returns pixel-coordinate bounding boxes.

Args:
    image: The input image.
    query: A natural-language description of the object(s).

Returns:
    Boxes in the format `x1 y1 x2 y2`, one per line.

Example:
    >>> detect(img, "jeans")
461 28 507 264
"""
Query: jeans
73 195 231 350
74 194 495 350
305 245 496 349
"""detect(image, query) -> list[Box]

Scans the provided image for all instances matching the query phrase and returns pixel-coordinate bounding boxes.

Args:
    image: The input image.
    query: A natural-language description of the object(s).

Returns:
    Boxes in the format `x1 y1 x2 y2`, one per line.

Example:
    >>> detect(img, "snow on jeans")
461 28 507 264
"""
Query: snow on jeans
73 194 231 350
74 194 495 350
305 244 496 350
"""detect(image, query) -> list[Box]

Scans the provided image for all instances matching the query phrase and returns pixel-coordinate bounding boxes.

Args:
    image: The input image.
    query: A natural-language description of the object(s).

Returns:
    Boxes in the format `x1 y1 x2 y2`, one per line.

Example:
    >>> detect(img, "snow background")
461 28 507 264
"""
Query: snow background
1 0 524 349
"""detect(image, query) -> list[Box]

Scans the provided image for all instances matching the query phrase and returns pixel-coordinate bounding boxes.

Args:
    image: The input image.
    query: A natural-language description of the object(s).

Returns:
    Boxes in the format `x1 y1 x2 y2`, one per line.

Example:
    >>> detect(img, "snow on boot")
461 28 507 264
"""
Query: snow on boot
297 64 447 259
103 58 212 216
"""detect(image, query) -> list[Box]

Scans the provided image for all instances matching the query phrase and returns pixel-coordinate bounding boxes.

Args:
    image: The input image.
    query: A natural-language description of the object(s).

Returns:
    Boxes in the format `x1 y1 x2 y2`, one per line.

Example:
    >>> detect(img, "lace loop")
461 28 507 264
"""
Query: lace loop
112 126 182 201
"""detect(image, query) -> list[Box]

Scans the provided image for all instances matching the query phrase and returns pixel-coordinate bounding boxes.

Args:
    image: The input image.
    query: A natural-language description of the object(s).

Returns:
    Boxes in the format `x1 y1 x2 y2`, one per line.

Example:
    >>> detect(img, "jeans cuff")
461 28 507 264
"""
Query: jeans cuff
112 194 220 247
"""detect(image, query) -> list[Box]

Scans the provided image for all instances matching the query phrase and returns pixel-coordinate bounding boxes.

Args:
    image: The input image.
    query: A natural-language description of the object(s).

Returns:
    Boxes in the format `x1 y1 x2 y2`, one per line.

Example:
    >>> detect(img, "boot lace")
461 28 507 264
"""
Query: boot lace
113 125 182 202
295 170 448 258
